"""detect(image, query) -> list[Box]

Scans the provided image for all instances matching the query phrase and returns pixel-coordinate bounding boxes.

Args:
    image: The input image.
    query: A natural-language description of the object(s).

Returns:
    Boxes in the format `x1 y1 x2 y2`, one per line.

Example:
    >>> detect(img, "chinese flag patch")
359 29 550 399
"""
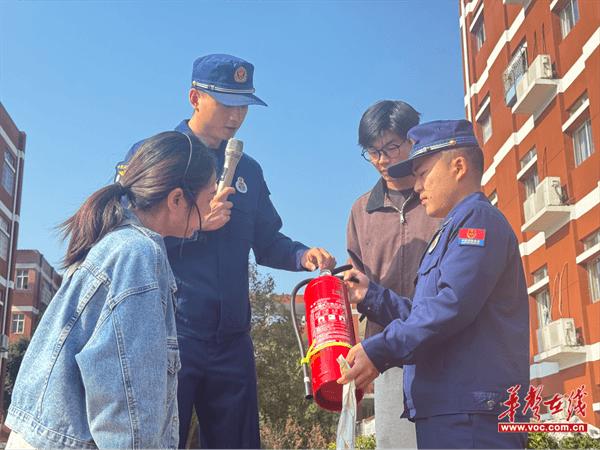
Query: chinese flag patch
458 228 486 247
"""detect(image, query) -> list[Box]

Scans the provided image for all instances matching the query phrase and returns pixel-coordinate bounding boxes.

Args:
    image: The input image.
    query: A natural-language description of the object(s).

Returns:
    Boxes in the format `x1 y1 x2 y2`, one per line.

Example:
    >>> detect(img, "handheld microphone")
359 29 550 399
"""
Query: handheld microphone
217 138 244 193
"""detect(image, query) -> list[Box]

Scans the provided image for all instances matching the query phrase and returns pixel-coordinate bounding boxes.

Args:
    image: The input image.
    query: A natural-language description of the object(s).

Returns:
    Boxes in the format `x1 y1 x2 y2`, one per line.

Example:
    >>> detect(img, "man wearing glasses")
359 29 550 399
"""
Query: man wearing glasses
346 100 440 448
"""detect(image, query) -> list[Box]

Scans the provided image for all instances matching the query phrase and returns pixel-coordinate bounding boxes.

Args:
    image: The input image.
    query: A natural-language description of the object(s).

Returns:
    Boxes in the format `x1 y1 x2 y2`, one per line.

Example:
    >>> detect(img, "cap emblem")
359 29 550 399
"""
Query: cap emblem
234 66 248 83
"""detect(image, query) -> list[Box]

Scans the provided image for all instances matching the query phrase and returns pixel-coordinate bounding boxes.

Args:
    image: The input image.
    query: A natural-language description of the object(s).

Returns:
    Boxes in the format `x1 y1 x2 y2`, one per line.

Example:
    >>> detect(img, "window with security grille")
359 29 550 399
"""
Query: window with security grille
11 313 24 334
559 0 579 39
573 118 595 166
16 269 29 290
503 42 527 106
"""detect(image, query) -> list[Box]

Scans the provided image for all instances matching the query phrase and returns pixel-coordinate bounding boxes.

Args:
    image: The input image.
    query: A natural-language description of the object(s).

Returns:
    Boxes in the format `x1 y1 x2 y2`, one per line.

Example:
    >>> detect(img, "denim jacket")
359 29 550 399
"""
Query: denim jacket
6 212 180 449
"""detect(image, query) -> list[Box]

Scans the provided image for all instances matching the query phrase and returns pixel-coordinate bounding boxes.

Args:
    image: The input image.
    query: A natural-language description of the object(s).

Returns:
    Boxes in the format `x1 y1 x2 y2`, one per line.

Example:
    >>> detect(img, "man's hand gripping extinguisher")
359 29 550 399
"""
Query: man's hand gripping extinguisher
290 265 364 412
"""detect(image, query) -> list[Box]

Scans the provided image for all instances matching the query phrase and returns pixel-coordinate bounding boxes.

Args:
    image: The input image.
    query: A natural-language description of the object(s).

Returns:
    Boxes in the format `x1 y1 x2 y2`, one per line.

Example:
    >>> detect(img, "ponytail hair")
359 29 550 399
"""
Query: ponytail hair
60 132 215 268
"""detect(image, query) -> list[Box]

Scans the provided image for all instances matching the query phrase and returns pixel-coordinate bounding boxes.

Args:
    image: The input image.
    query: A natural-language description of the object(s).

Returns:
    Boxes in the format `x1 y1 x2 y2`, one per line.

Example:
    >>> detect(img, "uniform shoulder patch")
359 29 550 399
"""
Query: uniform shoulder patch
458 228 486 247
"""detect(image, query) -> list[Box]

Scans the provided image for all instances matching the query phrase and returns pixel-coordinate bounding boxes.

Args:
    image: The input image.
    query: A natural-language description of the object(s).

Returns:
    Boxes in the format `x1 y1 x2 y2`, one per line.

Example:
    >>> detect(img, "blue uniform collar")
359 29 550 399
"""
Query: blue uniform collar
175 120 227 151
445 191 488 222
175 120 196 139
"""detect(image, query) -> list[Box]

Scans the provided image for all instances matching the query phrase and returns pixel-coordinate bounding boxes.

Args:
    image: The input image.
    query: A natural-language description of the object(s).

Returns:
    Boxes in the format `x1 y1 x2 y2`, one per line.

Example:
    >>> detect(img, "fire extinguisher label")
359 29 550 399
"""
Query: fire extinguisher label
310 299 353 347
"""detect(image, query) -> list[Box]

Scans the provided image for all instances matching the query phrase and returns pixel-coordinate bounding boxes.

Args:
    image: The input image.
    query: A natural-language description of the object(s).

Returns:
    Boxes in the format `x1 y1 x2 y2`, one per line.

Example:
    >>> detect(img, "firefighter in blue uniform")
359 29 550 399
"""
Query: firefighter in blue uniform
116 54 335 449
341 120 530 449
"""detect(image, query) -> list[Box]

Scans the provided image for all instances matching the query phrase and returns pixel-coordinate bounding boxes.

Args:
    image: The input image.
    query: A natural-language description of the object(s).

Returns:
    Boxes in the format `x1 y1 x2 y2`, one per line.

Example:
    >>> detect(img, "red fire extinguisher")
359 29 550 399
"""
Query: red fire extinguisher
290 265 364 412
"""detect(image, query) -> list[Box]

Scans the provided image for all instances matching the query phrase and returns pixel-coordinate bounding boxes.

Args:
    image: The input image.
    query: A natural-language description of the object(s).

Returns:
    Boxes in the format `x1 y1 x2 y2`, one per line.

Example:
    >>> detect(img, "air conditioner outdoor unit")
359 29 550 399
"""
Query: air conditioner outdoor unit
538 318 577 353
528 54 553 81
524 177 563 222
533 176 563 213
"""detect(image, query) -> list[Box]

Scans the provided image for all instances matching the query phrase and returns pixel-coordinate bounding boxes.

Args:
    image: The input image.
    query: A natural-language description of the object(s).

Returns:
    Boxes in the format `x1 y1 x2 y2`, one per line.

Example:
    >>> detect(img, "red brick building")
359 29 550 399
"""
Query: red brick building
10 250 62 343
0 103 26 419
460 0 600 426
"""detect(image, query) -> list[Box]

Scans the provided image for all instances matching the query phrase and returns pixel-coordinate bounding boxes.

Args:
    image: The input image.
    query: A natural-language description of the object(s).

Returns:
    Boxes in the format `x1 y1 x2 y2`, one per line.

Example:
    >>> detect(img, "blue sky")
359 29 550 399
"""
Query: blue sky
1 1 465 294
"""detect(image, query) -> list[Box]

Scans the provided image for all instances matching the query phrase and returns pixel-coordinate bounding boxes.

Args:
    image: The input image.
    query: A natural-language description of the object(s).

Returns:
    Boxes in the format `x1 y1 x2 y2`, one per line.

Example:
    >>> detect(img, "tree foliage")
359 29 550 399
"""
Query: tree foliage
250 264 338 448
527 432 600 449
3 337 30 413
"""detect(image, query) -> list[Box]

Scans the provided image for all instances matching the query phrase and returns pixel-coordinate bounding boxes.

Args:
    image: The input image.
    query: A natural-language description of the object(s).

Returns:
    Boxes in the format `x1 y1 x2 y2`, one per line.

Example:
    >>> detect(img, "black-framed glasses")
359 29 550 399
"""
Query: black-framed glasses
361 140 407 162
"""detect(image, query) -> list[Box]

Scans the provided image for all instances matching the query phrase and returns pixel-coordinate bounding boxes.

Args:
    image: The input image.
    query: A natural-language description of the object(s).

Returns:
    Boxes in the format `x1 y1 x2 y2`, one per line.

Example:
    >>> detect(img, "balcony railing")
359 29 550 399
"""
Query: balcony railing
503 46 528 107
513 54 558 115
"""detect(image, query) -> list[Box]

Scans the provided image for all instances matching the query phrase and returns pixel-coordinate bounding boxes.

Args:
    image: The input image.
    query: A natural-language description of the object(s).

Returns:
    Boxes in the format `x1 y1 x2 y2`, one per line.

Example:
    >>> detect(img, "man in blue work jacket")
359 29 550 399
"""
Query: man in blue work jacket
117 54 335 449
341 120 529 449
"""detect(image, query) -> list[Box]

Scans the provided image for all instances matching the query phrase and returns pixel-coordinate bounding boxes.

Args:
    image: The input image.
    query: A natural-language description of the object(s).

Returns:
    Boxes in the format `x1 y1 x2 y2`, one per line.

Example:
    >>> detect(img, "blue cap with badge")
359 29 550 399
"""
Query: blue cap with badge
388 119 480 178
191 54 267 107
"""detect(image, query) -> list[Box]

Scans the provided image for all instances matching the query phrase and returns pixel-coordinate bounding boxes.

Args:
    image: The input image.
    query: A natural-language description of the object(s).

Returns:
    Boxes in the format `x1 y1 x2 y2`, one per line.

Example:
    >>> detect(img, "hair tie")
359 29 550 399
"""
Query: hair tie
115 182 130 196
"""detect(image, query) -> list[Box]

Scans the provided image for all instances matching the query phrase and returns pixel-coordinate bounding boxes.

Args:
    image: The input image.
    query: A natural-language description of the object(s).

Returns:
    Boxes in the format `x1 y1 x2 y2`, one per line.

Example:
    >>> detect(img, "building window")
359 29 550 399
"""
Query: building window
536 289 551 327
2 150 16 196
473 17 485 52
0 216 9 262
503 42 528 106
11 313 24 334
522 166 539 199
587 256 600 303
520 147 537 169
533 266 548 284
573 119 595 166
583 230 600 250
488 190 498 206
568 92 589 116
16 269 29 290
479 111 492 143
559 0 579 39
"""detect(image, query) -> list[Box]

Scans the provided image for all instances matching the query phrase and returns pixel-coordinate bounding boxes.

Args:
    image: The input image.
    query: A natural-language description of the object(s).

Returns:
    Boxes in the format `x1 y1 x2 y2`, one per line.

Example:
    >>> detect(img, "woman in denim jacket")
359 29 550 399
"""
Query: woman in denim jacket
5 132 218 449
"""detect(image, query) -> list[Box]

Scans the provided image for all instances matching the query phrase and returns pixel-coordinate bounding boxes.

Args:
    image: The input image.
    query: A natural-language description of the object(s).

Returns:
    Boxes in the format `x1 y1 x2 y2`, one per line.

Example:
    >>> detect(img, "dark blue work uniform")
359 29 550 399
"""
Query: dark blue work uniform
358 192 530 449
119 120 308 448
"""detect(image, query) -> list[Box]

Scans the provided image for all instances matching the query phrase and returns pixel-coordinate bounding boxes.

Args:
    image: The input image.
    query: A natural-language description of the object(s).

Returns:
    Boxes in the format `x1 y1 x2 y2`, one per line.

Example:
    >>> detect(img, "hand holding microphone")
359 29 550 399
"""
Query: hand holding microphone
201 139 242 231
217 138 244 193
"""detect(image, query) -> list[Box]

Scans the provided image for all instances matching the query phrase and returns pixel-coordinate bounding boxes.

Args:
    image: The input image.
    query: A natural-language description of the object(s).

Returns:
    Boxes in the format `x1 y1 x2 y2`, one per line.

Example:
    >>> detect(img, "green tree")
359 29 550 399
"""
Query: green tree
3 337 30 413
527 431 600 449
250 264 338 448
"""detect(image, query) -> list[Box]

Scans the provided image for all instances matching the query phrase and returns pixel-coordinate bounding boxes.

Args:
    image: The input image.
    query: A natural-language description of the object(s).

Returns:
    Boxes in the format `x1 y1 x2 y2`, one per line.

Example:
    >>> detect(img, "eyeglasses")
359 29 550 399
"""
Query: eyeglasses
361 140 407 162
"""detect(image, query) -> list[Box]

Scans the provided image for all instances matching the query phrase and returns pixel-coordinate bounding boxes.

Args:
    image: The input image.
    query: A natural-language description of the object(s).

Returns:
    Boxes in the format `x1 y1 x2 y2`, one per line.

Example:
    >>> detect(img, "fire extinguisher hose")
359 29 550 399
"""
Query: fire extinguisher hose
300 341 353 365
